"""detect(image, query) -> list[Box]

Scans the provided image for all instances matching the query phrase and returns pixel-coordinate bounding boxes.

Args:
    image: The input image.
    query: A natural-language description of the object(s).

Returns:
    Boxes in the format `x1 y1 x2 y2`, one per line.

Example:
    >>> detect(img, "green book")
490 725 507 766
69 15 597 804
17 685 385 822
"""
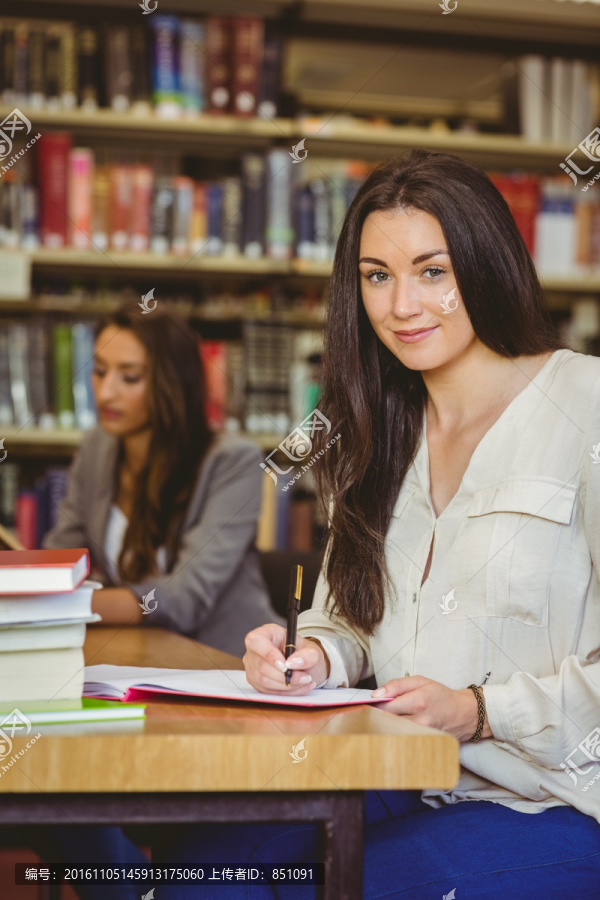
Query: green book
52 323 75 429
0 697 146 725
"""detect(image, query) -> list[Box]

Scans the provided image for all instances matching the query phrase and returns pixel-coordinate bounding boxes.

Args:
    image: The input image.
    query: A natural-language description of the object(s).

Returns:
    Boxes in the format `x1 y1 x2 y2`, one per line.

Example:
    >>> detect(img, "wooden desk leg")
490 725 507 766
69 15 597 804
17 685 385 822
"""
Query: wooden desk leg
320 792 364 900
0 791 365 900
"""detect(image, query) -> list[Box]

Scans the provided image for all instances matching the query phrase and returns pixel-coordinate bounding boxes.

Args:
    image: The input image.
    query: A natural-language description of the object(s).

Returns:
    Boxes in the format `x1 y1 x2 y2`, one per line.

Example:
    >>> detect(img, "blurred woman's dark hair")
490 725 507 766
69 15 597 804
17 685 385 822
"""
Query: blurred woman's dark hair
94 305 214 582
312 148 568 635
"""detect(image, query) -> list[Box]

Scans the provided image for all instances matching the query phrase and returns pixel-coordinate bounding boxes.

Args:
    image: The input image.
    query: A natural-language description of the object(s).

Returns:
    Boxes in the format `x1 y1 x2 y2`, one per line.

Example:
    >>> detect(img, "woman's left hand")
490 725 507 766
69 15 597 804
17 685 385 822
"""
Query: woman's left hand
371 675 493 743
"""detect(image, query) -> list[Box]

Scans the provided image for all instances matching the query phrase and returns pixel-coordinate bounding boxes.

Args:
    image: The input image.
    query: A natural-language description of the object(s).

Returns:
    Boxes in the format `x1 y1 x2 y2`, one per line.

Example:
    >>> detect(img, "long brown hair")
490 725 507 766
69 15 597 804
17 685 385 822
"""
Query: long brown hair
313 148 568 635
94 305 215 582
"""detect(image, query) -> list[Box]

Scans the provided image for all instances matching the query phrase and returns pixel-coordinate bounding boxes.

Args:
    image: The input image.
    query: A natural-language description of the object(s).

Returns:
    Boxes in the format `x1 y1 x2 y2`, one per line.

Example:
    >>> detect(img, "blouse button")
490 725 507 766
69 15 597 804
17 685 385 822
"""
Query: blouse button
412 592 417 603
404 671 410 677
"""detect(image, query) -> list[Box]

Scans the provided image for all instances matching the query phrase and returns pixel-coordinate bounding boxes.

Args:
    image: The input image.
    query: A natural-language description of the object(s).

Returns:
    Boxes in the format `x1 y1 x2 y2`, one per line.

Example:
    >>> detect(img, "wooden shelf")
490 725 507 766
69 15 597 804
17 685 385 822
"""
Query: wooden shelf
0 427 288 454
28 248 291 275
16 250 600 293
0 105 584 168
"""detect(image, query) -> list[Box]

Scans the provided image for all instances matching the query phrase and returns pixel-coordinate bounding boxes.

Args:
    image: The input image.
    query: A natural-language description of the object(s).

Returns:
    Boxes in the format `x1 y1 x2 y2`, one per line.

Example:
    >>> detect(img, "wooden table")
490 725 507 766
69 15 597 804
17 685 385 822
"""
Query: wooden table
0 626 459 899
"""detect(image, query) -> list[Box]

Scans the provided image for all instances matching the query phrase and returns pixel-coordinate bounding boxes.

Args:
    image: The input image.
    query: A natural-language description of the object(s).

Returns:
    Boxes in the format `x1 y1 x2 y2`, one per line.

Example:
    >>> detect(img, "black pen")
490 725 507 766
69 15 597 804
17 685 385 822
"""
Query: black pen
284 564 303 686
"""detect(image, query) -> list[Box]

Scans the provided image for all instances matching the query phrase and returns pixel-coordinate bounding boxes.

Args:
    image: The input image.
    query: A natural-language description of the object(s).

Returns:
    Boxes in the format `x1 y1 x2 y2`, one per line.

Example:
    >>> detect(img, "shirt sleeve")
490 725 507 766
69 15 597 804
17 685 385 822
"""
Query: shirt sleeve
123 441 264 634
482 381 600 768
297 547 373 688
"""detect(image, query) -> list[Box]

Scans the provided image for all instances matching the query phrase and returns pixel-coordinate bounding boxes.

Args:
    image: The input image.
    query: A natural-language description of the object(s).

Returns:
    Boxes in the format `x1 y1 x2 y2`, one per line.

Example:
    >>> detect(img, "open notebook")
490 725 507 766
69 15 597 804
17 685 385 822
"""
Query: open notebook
84 665 390 708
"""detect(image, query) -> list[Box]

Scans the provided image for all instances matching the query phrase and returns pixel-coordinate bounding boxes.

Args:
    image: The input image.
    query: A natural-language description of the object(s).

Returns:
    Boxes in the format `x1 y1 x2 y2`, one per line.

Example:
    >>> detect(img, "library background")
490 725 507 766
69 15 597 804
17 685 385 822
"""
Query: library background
0 0 599 563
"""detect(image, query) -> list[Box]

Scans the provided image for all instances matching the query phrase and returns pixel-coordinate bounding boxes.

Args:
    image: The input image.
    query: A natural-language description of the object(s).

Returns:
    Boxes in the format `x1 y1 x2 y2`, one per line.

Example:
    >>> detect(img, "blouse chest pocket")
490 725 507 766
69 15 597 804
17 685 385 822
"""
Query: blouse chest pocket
450 478 577 627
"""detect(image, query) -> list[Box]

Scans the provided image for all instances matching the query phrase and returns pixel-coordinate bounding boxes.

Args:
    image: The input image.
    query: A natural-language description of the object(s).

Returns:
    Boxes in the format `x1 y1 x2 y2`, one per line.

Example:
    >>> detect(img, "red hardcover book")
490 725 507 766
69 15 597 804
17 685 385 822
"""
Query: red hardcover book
199 338 227 429
206 16 232 114
231 17 264 117
37 133 72 248
0 548 90 594
490 172 540 258
16 492 37 552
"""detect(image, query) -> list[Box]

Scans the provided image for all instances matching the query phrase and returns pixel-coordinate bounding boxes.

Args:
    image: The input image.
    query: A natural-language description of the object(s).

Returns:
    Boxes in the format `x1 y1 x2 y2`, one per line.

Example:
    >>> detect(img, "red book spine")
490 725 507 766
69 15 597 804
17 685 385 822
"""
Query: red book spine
37 133 72 248
231 17 264 117
206 16 232 114
68 148 94 249
16 492 38 551
199 338 227 429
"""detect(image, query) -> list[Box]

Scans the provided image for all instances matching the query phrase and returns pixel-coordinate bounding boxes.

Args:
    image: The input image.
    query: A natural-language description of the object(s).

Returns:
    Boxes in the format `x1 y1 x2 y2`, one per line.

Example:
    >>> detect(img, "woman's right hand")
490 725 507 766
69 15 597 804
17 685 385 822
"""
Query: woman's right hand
243 624 329 695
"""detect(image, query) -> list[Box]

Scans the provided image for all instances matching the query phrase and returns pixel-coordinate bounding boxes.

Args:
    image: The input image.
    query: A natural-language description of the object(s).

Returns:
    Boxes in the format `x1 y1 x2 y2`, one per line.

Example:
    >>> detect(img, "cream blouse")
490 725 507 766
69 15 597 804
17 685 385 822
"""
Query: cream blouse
297 348 600 824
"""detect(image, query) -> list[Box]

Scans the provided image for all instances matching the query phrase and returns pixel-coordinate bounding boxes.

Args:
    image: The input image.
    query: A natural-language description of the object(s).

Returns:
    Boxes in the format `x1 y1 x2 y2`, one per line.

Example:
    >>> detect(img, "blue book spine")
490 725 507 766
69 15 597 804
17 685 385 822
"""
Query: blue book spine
206 182 224 254
150 15 181 113
179 20 205 114
295 184 315 259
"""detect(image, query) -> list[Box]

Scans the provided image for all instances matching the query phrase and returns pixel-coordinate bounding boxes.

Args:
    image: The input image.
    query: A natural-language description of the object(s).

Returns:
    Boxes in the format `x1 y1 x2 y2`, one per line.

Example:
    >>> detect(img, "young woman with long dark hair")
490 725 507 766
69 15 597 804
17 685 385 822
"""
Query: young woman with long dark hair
44 305 281 657
155 149 600 898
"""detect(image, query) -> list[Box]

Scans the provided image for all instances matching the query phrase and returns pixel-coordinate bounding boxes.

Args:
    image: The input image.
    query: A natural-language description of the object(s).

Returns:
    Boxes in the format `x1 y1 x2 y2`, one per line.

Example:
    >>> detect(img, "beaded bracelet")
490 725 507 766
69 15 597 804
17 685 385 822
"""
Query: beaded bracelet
467 683 486 742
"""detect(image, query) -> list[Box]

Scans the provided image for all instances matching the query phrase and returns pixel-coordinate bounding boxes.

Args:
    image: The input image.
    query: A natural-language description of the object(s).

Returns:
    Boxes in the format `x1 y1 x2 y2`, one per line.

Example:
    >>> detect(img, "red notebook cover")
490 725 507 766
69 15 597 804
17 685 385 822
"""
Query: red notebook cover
0 548 90 594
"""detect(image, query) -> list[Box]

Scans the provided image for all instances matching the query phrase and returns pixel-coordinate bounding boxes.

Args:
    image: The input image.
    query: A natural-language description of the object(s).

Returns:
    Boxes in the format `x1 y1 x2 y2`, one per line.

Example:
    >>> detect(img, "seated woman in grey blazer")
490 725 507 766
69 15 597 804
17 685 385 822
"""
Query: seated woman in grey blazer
43 304 282 657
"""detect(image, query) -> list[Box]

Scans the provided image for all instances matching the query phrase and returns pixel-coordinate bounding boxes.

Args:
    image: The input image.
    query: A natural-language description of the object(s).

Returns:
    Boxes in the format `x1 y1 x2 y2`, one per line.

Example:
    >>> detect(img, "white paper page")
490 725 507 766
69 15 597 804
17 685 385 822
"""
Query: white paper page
84 665 386 707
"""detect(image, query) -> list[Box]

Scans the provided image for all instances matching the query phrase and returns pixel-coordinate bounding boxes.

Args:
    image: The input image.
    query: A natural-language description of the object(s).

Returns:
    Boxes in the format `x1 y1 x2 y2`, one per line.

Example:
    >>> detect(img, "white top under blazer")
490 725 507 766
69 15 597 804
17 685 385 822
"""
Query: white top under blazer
298 348 600 824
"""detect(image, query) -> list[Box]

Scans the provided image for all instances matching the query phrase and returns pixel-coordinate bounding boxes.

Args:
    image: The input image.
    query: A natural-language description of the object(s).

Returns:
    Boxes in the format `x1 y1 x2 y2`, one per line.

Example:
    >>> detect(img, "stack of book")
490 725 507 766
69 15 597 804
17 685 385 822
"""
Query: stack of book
0 547 99 703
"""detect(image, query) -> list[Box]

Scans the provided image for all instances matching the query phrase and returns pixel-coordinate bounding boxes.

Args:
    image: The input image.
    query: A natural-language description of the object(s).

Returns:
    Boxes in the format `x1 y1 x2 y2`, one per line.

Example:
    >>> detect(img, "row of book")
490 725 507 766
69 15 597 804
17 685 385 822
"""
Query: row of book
0 316 322 435
0 320 96 431
0 463 68 550
489 172 600 275
0 453 324 554
517 55 596 145
5 133 600 272
0 15 281 119
1 135 372 260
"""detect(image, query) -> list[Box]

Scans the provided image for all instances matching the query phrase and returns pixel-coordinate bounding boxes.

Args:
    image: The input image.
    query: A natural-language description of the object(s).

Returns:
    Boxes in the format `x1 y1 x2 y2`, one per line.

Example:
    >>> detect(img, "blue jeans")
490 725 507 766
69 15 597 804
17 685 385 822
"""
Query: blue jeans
49 791 600 899
151 790 600 899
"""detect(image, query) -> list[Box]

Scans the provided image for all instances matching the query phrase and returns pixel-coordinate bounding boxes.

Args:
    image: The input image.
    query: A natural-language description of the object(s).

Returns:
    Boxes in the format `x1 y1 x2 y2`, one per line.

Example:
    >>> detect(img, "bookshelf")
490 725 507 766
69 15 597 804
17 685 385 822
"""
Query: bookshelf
1 0 599 554
0 106 585 168
0 426 287 455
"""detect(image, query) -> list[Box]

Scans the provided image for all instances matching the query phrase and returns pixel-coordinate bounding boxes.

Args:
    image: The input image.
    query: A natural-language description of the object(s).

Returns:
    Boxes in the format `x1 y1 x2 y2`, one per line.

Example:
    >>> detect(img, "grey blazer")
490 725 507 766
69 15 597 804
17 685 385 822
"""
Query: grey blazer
43 427 284 657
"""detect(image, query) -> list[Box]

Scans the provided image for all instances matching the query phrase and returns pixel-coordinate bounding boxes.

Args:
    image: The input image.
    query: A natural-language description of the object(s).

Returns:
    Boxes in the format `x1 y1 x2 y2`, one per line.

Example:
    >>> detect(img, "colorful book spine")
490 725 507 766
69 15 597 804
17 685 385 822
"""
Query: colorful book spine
52 323 75 429
68 148 94 250
257 32 282 120
190 182 208 254
104 26 131 112
72 323 97 430
231 17 264 117
171 176 194 255
222 176 242 256
206 16 231 113
129 165 153 252
241 153 266 258
150 15 181 117
179 19 206 115
16 491 37 550
206 181 224 254
109 165 132 251
265 149 293 260
77 26 100 111
37 132 72 248
199 339 227 429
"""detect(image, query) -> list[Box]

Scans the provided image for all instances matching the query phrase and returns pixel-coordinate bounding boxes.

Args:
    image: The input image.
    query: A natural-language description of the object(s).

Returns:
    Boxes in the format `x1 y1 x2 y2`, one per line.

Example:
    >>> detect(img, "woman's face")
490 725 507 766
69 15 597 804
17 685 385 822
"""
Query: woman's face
92 326 151 437
359 206 477 371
